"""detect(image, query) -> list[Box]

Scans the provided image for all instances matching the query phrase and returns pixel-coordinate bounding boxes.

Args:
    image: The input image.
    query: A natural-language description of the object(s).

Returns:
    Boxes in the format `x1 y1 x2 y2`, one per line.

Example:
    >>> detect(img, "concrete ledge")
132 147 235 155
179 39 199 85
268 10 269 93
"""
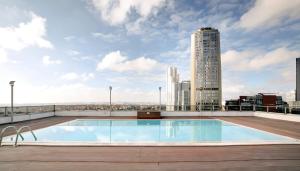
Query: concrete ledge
55 110 137 117
55 110 254 117
0 112 55 125
0 117 11 125
254 112 300 122
161 111 254 116
2 111 299 125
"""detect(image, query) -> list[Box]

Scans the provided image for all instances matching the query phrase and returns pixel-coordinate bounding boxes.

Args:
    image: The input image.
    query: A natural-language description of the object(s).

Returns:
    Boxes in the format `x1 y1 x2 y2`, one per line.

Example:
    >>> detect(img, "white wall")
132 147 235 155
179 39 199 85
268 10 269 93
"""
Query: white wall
55 110 136 117
254 112 300 122
161 111 254 116
0 112 54 125
1 110 300 125
55 110 253 117
54 110 300 122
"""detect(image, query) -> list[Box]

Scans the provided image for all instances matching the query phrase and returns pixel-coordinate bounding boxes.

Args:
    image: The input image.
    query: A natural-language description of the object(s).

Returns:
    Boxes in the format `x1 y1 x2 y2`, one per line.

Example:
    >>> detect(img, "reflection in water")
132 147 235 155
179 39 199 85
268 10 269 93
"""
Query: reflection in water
193 120 222 142
165 120 179 138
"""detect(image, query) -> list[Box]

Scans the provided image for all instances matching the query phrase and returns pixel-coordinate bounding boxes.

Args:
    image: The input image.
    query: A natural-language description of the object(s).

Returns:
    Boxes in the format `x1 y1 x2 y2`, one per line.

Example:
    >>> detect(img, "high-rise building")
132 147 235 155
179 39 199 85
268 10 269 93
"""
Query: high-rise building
166 66 179 111
191 27 222 110
296 58 300 101
178 80 191 111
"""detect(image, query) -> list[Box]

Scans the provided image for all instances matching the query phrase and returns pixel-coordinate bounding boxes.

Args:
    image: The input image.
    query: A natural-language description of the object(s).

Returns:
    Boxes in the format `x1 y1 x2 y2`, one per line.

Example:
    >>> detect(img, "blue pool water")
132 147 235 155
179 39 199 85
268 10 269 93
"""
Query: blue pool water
3 119 296 144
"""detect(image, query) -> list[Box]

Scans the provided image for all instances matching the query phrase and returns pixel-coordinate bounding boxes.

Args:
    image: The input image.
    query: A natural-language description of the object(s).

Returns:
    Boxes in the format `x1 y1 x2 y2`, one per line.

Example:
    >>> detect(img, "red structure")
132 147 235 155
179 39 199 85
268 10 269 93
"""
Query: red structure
255 93 277 112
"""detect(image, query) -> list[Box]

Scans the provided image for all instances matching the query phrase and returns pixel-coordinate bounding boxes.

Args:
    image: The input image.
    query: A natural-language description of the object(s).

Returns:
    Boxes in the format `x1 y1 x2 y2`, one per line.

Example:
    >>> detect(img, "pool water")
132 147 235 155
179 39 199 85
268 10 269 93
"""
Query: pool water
3 119 297 144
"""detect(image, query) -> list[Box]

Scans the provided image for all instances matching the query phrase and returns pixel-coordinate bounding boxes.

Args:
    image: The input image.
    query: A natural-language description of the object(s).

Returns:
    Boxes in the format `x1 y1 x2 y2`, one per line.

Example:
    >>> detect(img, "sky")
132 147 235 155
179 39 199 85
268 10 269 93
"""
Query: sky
0 0 300 105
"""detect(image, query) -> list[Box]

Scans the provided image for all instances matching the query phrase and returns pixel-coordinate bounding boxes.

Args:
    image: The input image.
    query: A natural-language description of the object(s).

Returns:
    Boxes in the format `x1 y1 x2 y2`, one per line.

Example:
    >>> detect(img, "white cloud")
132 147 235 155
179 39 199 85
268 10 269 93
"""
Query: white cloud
222 77 251 102
97 51 163 72
72 55 96 62
64 36 75 41
0 49 8 64
239 0 300 30
90 0 166 25
60 72 95 81
222 47 300 71
0 12 53 64
91 32 120 42
66 50 80 56
160 38 190 59
0 12 53 51
42 56 62 65
125 17 145 34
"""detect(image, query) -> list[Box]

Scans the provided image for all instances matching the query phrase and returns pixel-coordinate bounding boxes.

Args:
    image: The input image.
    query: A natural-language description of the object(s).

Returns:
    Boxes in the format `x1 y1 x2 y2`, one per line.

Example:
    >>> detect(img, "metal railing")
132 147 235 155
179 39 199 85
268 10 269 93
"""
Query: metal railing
0 104 299 114
0 126 24 146
0 105 55 116
15 126 37 146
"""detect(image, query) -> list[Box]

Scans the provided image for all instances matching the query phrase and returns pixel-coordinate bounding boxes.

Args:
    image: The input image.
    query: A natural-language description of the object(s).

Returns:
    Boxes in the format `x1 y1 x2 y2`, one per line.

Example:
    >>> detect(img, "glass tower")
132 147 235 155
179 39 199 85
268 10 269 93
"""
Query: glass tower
166 66 179 111
191 27 222 110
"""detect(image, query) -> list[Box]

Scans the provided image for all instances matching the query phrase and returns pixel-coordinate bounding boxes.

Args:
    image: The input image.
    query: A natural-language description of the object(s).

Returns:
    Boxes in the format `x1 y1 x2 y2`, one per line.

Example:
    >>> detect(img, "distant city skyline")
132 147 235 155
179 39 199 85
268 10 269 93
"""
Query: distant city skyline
0 0 299 104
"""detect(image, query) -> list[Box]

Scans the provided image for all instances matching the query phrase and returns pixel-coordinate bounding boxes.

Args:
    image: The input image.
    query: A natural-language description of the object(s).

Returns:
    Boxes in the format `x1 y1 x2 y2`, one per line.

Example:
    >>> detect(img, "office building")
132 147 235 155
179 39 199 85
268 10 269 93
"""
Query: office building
296 58 300 101
166 66 179 111
178 80 191 111
191 27 222 110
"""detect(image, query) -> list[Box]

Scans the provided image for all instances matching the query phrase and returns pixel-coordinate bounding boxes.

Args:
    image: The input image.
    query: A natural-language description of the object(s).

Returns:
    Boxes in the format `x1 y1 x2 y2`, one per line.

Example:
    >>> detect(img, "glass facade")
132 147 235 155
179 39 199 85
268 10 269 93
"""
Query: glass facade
178 80 191 111
166 66 179 111
191 27 222 110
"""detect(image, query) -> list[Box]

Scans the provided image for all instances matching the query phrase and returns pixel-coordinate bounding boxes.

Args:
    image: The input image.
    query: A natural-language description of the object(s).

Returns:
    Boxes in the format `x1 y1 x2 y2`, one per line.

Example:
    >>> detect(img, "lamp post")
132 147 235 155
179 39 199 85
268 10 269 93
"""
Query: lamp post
9 81 15 122
159 86 161 111
109 86 112 116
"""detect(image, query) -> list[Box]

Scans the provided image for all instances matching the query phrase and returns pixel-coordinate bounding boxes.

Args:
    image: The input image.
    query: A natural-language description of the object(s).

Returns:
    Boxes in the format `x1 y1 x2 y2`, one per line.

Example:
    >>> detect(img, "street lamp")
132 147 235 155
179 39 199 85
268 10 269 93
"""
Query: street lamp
109 86 112 116
159 86 161 111
9 81 15 122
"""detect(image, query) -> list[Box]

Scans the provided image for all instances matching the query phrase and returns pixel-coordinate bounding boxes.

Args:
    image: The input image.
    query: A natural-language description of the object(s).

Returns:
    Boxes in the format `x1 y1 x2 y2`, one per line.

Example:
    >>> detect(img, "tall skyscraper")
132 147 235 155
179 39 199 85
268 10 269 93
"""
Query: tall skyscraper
178 80 191 111
191 27 222 110
166 66 179 111
296 58 300 101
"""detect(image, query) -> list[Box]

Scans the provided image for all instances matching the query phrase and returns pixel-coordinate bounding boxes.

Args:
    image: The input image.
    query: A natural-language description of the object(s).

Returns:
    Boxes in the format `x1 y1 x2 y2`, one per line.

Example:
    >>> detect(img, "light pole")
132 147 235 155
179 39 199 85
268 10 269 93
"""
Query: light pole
159 86 161 111
109 86 112 116
9 81 15 122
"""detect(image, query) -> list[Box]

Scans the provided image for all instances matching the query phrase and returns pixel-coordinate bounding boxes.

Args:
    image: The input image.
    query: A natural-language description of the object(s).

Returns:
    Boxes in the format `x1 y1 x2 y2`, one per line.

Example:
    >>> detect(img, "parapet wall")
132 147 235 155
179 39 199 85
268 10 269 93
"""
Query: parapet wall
1 110 299 125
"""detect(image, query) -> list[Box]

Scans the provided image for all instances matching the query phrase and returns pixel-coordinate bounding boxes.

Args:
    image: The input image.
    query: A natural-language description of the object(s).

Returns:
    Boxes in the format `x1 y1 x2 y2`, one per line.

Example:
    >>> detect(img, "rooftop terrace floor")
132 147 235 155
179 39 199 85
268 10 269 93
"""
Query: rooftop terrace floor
0 116 300 171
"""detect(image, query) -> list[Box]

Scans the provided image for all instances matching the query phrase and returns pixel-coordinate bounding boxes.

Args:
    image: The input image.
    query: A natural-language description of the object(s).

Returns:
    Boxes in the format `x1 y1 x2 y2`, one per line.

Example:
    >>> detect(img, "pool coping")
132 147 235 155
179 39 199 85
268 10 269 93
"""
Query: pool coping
2 118 300 146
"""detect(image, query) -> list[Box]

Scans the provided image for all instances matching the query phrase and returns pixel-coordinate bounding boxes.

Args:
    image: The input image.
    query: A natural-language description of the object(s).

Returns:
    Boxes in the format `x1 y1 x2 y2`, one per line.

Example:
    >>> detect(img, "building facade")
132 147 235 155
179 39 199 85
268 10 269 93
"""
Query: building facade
191 27 222 110
225 93 288 112
296 58 300 101
166 66 179 111
178 80 191 111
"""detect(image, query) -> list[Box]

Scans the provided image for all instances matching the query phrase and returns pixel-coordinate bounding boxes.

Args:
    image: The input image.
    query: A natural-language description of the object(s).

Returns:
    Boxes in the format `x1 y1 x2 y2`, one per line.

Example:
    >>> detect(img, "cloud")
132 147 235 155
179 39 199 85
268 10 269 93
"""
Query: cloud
0 12 53 51
97 51 163 72
66 50 80 56
160 38 190 59
72 55 96 62
222 77 251 102
64 36 75 41
42 56 62 65
0 49 8 64
238 0 300 30
222 47 300 71
91 32 119 42
89 0 166 25
125 17 145 34
60 72 95 81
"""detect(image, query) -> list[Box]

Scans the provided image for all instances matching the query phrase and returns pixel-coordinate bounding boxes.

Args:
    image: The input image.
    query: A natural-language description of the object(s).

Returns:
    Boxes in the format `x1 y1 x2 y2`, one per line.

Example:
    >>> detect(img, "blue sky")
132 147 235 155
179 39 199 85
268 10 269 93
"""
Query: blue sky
0 0 299 105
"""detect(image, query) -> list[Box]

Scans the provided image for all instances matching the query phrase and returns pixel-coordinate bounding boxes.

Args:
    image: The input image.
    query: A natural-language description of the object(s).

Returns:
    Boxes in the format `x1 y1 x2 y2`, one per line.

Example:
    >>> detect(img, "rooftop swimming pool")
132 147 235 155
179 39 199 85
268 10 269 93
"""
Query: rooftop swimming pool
2 119 299 145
